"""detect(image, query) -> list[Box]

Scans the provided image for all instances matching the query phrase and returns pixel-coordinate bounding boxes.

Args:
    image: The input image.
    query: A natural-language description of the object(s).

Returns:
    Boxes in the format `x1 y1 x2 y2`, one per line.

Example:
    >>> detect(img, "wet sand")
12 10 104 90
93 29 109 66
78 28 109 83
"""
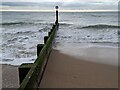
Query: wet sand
0 64 2 89
40 48 118 88
1 64 19 88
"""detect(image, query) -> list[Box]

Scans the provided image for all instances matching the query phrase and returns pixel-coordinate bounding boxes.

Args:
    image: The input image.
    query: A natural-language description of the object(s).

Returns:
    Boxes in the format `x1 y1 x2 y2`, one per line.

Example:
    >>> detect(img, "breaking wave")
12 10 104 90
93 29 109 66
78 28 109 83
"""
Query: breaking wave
81 24 120 29
1 22 34 26
1 22 54 26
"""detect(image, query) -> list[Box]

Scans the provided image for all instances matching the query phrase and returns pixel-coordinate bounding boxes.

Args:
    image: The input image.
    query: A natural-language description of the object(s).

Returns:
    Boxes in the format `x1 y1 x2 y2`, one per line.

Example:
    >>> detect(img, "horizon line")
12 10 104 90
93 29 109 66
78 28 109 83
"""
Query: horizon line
1 9 118 12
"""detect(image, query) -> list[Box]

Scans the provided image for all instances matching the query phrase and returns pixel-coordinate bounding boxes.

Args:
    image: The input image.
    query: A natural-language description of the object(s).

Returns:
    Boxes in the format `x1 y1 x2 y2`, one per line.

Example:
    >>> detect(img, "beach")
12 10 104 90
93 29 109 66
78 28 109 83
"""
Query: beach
0 45 118 88
40 46 118 88
0 65 2 89
1 64 19 88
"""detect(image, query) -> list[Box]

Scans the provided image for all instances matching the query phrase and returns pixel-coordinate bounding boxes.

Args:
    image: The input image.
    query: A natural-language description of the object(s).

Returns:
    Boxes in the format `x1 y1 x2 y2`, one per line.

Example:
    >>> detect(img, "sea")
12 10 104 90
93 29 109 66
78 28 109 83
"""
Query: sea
0 11 119 65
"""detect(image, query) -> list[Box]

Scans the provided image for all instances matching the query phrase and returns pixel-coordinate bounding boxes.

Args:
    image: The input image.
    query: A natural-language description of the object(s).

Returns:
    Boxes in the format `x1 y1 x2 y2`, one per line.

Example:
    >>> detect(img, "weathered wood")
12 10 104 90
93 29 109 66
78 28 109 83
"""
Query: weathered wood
44 36 49 44
37 44 44 57
48 32 51 37
52 25 56 30
18 6 59 89
19 23 59 89
18 63 33 84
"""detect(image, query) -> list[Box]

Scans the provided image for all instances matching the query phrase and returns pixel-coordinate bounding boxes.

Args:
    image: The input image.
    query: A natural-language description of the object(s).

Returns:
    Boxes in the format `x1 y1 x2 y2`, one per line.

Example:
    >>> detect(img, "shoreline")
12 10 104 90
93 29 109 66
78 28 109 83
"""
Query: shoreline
54 43 118 66
0 43 118 88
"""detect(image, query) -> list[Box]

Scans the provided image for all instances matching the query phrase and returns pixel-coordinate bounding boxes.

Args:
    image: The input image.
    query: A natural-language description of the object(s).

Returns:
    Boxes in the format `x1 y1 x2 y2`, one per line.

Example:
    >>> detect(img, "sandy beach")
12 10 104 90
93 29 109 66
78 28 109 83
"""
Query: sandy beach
0 65 2 90
1 64 19 89
40 47 118 88
0 46 118 89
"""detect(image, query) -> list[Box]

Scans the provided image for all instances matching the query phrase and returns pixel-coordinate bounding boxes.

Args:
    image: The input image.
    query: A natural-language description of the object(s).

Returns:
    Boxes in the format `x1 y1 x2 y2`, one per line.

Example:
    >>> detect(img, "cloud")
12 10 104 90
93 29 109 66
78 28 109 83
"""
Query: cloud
2 0 119 3
1 0 119 11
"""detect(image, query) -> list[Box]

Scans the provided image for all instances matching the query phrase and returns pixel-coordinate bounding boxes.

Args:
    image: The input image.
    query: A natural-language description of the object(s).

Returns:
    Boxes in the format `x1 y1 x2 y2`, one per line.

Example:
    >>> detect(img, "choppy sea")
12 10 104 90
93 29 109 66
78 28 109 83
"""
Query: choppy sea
0 12 119 65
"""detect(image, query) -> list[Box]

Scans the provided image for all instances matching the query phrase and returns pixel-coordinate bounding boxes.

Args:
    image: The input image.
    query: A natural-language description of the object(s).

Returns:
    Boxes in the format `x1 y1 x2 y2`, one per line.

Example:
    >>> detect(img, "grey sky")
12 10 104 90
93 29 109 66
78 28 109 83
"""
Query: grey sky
2 0 119 2
1 0 119 11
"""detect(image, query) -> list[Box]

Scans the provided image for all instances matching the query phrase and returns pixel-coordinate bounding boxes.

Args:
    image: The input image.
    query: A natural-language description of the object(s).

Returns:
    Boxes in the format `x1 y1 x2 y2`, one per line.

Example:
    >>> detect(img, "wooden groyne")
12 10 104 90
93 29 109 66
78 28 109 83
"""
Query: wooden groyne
18 6 59 89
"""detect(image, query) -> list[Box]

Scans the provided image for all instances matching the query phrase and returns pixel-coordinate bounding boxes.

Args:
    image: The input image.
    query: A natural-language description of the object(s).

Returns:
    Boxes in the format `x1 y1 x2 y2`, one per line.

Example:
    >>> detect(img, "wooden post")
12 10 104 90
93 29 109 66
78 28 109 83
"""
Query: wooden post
48 32 51 37
52 25 56 30
50 29 53 32
44 36 49 44
18 63 33 84
37 44 44 57
55 6 59 24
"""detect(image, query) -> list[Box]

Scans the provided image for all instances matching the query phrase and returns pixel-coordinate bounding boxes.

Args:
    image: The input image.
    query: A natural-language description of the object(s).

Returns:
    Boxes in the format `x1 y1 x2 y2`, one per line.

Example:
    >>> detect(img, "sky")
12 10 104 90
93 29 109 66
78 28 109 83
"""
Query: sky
1 0 119 12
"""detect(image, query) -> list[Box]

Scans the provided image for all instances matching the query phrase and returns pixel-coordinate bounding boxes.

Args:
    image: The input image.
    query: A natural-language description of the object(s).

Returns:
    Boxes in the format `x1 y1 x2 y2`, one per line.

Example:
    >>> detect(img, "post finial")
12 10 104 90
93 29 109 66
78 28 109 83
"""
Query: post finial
55 6 59 9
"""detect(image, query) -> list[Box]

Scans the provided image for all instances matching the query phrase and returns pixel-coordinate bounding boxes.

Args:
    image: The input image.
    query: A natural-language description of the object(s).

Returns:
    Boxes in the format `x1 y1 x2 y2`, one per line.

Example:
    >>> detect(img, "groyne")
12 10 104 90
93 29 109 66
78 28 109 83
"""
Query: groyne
18 6 59 89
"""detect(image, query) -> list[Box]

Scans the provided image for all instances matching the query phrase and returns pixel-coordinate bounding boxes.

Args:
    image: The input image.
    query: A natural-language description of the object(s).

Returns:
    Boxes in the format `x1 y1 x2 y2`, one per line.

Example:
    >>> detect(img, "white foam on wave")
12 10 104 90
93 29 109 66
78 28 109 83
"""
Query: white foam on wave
1 23 51 65
1 12 118 66
0 56 36 66
56 25 118 44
